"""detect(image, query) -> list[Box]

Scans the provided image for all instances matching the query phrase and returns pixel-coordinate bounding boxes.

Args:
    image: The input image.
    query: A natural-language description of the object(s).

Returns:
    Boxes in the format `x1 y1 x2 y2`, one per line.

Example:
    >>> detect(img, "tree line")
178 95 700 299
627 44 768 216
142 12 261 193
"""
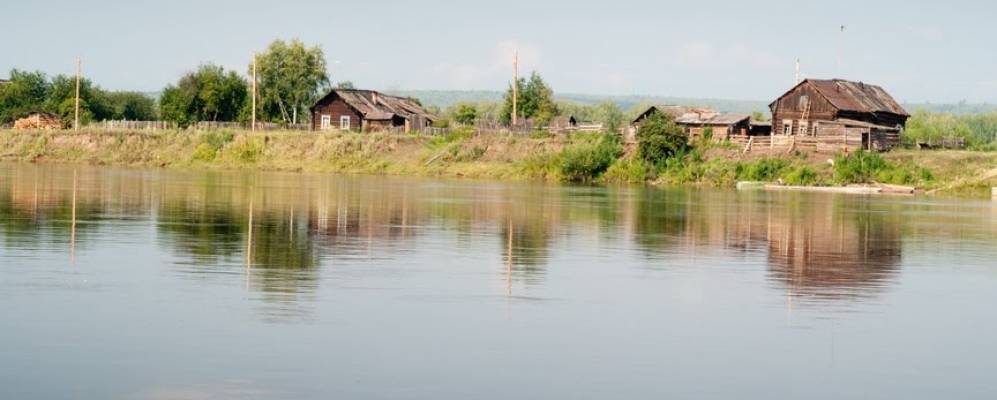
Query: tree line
0 39 332 128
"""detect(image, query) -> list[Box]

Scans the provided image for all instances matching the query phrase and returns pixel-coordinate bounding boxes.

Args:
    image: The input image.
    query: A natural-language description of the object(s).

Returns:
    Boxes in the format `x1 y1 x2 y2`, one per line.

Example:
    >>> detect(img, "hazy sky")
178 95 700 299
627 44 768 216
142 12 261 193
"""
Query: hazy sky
5 0 996 102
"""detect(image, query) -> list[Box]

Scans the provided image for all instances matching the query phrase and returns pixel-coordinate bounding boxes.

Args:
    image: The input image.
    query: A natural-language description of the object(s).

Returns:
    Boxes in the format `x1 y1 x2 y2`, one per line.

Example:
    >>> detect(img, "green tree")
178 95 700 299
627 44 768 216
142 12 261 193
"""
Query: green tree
499 72 558 125
46 74 113 125
335 81 355 89
0 69 50 123
453 103 478 125
595 101 625 133
159 64 247 127
253 39 330 124
636 112 688 166
107 91 157 120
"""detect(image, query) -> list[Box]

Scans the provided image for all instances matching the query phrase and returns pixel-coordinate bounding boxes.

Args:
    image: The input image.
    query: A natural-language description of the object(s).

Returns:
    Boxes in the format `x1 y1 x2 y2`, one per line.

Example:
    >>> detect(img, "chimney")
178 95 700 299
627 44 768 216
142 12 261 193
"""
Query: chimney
372 92 379 104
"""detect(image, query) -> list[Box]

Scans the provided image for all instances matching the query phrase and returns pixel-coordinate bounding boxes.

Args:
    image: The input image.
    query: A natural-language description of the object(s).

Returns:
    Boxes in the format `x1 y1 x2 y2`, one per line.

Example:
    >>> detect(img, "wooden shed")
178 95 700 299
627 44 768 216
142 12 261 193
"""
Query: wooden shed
14 112 63 130
769 79 909 151
309 89 435 133
631 105 749 140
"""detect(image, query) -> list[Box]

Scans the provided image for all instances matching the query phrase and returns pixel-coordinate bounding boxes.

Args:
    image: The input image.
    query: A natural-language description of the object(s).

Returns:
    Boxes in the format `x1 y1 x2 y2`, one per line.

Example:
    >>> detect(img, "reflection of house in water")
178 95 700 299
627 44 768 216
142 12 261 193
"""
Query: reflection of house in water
765 199 902 300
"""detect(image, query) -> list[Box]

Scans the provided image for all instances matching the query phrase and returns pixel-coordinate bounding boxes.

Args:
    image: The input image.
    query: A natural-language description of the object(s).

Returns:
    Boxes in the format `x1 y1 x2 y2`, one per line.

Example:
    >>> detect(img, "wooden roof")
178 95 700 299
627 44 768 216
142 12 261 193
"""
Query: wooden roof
312 89 435 121
773 79 909 117
632 105 715 124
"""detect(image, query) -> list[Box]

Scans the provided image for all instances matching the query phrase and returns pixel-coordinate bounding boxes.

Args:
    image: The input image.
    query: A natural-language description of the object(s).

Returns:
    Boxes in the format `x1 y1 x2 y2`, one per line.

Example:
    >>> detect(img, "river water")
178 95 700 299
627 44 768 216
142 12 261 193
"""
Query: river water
1 162 995 399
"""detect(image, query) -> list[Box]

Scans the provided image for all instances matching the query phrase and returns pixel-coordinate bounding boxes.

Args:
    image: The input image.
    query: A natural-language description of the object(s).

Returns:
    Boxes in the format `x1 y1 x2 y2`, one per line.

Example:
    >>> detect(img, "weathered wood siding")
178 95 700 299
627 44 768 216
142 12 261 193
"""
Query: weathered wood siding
311 94 363 131
771 82 836 136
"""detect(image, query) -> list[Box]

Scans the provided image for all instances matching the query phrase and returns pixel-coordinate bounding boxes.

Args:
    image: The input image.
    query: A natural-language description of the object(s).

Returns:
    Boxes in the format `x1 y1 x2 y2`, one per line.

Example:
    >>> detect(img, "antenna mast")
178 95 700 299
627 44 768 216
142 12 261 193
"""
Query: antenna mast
512 51 519 126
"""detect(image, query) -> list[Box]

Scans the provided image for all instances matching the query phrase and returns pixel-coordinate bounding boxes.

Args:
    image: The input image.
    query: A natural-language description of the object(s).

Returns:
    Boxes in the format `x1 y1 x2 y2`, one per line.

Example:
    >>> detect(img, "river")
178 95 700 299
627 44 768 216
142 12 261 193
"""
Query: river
1 162 996 399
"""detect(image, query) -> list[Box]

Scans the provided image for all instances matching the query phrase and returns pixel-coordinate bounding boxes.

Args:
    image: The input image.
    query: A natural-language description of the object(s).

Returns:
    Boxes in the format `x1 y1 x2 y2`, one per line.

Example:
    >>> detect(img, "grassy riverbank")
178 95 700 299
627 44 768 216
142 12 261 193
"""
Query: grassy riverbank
2 129 995 198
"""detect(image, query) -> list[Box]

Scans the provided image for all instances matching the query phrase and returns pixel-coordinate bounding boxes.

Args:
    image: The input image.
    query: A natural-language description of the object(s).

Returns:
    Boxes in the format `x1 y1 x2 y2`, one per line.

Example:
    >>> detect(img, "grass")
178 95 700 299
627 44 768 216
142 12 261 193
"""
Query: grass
1 128 994 198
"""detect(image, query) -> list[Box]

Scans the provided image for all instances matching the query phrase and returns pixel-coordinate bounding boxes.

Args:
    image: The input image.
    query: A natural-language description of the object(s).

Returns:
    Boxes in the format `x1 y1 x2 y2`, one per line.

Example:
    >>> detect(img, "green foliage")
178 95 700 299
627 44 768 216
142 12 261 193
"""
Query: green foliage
702 126 714 141
253 39 330 124
452 103 478 125
603 158 653 183
334 81 355 89
191 131 235 162
558 135 622 182
0 69 50 123
427 127 474 148
159 65 247 127
106 91 157 120
782 166 820 186
905 110 997 149
736 159 788 182
636 113 688 166
46 74 113 124
832 150 933 185
500 72 558 125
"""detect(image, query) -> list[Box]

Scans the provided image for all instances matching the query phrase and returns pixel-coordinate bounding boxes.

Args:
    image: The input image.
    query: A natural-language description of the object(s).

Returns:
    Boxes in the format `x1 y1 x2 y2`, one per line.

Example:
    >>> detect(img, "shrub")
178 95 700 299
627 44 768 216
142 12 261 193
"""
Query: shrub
636 113 688 166
832 150 933 185
736 159 788 182
602 158 654 183
782 166 820 186
558 135 622 182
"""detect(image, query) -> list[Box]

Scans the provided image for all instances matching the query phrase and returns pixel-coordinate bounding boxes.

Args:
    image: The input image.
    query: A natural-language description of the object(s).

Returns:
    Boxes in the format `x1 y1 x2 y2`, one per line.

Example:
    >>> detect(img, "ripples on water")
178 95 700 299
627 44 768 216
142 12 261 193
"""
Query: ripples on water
1 162 996 399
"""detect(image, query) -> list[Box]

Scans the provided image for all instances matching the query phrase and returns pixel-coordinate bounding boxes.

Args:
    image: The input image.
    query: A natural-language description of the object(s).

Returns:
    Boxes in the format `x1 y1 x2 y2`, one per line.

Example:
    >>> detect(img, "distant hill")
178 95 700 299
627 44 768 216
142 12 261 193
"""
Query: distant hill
390 90 997 116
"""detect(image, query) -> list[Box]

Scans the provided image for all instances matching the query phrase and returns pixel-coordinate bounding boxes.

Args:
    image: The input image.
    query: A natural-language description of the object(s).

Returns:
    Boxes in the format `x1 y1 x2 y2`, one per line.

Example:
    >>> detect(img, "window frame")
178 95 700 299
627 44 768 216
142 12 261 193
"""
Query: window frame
320 115 331 130
782 119 793 135
340 116 351 131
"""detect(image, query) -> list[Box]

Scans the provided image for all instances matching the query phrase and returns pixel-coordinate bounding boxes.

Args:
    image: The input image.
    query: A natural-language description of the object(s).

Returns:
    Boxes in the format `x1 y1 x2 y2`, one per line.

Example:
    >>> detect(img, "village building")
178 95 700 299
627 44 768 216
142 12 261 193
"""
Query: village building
13 112 63 130
769 79 909 151
549 115 578 131
631 105 750 140
309 89 435 132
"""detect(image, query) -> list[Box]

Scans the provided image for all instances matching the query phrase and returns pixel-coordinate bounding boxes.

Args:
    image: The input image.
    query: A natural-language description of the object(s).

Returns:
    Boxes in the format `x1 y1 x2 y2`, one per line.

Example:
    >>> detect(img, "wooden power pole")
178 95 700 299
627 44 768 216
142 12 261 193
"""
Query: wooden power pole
252 54 257 132
74 57 81 132
512 51 518 126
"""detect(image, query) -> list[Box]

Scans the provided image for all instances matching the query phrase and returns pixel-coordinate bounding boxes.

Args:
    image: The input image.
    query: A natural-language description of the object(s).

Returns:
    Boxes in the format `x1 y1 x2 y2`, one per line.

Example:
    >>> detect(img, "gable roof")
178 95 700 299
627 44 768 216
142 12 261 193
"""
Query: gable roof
312 89 435 121
675 112 750 126
772 79 909 117
632 105 715 124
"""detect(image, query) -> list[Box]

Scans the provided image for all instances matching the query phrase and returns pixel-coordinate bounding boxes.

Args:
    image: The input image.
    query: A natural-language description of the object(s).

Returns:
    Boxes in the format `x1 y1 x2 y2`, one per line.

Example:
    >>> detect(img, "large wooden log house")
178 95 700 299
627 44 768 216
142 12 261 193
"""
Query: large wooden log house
770 79 909 151
309 89 435 132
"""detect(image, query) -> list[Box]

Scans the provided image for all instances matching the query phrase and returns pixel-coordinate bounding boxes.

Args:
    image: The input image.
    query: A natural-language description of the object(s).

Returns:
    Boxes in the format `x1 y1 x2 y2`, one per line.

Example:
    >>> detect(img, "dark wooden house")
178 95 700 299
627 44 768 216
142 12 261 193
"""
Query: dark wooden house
310 89 435 132
631 105 750 140
770 79 909 151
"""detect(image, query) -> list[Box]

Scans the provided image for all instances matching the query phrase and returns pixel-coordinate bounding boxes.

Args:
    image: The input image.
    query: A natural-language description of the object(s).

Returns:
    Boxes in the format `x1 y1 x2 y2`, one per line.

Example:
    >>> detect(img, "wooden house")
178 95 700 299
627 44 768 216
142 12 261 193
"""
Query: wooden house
309 89 435 132
549 115 578 131
631 105 750 140
13 112 63 130
769 79 909 151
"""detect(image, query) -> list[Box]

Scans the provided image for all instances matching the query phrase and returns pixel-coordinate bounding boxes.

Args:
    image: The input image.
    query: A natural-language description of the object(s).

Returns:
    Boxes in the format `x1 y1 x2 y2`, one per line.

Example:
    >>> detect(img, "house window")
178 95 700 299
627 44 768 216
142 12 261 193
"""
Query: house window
799 95 810 109
340 116 351 130
799 121 809 136
320 115 331 130
782 120 793 135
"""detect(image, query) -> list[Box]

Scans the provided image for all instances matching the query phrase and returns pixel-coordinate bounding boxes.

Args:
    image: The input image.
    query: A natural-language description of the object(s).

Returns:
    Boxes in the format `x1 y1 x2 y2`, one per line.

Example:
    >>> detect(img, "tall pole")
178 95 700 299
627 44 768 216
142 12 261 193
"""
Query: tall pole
512 51 518 127
795 58 801 85
74 57 81 132
252 54 257 132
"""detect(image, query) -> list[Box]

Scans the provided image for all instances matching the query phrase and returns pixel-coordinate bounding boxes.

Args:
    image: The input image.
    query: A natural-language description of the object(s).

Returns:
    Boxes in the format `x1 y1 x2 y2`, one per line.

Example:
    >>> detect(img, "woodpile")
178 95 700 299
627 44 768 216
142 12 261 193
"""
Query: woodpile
14 112 63 130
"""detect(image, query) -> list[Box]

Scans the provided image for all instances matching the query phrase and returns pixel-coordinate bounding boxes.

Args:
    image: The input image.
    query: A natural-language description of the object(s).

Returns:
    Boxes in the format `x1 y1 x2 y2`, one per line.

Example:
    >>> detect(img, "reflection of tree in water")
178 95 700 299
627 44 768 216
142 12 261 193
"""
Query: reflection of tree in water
157 202 245 264
0 177 102 252
631 188 689 255
766 196 902 301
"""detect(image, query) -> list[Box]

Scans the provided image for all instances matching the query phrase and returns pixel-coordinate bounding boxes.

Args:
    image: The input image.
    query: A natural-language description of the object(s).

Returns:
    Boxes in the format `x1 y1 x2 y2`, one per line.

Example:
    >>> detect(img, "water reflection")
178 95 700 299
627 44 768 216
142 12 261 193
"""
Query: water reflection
2 163 995 316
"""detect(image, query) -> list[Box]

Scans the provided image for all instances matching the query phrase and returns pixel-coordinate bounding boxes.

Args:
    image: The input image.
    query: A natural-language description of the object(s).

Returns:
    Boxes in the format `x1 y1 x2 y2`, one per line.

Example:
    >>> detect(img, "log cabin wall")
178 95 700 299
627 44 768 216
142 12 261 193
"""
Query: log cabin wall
771 82 837 136
311 94 363 131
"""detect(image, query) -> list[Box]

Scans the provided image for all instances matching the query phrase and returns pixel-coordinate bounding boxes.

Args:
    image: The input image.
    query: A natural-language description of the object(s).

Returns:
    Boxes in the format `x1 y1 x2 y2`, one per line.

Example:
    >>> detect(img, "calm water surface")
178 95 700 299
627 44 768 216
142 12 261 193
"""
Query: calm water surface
1 162 996 399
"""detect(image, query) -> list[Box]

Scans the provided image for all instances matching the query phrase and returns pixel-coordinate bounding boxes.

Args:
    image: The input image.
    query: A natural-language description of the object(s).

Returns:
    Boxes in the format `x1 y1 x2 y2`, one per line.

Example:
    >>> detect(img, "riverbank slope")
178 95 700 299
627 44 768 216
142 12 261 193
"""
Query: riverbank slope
2 129 994 198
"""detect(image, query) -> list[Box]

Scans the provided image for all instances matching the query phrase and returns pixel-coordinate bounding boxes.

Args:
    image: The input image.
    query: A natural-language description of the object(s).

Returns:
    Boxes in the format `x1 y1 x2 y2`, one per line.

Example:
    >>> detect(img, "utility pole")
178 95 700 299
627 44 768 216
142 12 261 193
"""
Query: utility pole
252 54 257 132
512 51 518 127
795 58 801 85
74 57 81 132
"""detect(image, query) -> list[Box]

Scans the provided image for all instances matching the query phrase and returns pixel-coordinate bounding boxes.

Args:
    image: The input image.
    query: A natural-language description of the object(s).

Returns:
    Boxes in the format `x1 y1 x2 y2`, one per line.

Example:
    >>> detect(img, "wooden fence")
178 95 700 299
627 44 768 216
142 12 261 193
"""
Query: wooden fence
84 120 310 132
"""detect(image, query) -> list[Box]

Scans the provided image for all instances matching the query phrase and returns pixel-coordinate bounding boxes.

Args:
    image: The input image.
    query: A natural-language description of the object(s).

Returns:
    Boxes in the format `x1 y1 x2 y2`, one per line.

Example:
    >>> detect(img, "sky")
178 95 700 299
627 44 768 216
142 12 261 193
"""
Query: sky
4 0 997 103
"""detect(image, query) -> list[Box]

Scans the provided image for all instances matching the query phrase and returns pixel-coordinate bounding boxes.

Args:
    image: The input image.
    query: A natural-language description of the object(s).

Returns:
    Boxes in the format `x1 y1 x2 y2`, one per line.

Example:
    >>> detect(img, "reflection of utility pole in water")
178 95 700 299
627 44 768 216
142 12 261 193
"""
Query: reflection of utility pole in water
70 170 78 264
246 195 254 290
507 217 513 297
